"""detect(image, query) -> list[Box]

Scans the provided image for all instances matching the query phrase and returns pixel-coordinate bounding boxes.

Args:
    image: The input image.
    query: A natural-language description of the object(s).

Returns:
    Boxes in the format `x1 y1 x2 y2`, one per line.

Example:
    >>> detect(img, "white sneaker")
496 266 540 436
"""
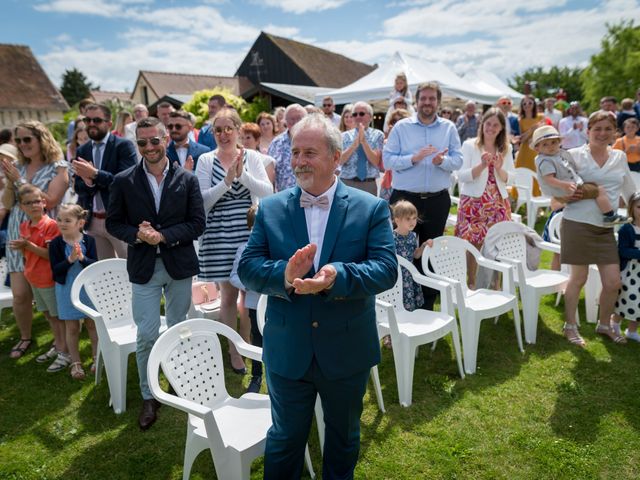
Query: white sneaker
624 329 640 342
36 346 57 364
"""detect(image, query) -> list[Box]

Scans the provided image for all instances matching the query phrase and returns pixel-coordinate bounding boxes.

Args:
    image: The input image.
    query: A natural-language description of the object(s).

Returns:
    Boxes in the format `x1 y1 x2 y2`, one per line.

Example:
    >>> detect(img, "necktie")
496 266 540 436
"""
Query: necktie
300 191 329 210
93 142 105 211
356 144 368 181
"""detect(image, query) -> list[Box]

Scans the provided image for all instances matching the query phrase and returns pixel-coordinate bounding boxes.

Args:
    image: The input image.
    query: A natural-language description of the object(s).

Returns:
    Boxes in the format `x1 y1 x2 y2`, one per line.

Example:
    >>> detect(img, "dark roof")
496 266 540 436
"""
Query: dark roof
262 33 375 88
133 71 253 100
90 90 132 104
0 44 69 111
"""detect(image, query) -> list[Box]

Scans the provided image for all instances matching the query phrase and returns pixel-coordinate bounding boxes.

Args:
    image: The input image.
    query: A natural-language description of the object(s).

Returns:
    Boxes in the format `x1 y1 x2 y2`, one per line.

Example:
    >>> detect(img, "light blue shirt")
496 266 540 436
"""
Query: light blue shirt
383 114 462 193
340 127 384 180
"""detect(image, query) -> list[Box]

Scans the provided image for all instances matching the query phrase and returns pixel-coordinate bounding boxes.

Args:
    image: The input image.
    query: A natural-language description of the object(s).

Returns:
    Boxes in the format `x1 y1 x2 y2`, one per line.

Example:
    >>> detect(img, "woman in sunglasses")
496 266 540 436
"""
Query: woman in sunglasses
1 121 69 359
195 108 272 374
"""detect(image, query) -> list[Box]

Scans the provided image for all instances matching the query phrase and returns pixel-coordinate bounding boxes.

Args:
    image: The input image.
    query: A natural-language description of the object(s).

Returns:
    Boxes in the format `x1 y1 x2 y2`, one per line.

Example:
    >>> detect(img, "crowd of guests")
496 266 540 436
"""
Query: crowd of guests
1 79 640 434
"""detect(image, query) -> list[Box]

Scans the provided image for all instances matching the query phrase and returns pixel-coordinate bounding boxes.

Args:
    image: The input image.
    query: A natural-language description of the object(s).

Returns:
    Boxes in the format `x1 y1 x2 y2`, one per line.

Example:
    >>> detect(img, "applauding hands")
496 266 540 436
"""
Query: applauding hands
285 243 337 295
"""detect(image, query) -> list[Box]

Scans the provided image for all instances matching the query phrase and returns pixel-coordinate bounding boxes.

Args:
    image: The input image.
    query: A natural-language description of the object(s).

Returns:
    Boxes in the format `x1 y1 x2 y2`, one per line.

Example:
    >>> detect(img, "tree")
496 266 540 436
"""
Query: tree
182 88 269 127
509 66 584 104
59 68 98 107
581 21 640 113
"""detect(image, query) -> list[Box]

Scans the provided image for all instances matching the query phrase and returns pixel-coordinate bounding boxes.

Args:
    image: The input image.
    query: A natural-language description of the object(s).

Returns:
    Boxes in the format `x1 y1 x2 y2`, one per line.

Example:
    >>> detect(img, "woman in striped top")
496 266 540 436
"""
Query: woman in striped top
195 108 273 373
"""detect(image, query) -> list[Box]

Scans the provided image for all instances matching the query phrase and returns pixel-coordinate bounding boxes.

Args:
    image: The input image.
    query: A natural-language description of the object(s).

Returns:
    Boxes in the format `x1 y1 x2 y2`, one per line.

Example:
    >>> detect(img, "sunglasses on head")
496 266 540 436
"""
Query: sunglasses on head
85 116 106 125
214 125 235 135
167 124 184 131
14 136 34 145
352 111 368 117
136 137 163 147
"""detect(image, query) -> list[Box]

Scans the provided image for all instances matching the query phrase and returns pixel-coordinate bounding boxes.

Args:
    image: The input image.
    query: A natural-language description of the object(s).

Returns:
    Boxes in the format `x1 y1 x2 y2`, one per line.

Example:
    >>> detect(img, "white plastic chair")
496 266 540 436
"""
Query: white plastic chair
421 236 524 374
0 257 13 318
147 319 271 480
71 259 166 414
513 168 551 227
491 222 569 344
376 256 464 407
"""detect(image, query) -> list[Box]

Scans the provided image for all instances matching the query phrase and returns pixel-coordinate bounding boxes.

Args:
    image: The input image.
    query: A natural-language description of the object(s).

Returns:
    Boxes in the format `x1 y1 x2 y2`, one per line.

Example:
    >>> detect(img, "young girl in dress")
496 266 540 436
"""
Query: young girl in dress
611 192 640 343
49 204 99 379
392 200 428 312
389 72 412 104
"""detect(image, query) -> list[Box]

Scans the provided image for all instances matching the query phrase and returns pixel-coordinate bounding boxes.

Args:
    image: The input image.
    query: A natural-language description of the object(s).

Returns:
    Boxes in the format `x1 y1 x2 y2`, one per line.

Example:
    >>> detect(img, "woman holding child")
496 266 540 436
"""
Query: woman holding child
2 121 69 359
455 108 514 285
561 111 636 346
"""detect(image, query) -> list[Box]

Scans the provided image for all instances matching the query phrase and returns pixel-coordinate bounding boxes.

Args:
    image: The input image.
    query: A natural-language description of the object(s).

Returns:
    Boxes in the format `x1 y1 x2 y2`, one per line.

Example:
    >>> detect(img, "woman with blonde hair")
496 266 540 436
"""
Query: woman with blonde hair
111 111 132 137
0 121 69 359
256 112 276 154
339 104 355 132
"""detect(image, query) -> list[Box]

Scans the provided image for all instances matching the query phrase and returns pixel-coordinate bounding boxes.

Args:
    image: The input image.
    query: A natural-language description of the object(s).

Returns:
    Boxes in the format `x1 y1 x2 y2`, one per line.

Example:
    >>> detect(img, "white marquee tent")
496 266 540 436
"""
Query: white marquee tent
315 52 523 106
462 68 524 104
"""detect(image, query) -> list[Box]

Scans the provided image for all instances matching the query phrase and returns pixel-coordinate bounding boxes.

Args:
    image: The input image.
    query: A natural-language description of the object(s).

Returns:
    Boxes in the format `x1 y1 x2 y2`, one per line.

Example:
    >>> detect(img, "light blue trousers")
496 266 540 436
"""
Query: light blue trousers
132 259 192 400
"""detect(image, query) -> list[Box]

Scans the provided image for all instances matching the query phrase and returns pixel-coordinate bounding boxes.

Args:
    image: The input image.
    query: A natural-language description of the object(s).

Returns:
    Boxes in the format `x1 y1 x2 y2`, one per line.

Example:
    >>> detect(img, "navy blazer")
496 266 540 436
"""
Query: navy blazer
75 134 138 227
166 140 211 171
48 234 97 284
238 181 397 381
105 160 206 284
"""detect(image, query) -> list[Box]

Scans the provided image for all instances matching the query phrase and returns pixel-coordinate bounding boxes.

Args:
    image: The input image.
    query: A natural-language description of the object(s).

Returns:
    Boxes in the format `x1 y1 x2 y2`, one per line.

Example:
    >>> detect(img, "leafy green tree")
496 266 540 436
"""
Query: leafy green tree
509 66 584 103
581 21 640 113
182 88 270 128
59 68 98 107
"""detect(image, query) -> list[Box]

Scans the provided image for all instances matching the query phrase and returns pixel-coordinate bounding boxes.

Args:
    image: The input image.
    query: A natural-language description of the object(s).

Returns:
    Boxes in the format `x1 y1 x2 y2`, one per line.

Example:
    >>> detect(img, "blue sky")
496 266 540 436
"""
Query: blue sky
2 0 638 92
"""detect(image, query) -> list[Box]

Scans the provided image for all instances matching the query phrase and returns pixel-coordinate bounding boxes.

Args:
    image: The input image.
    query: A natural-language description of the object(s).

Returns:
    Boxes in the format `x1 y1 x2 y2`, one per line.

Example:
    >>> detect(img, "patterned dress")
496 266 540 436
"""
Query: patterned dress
615 224 640 321
198 155 252 281
6 160 68 273
455 164 511 247
394 230 424 311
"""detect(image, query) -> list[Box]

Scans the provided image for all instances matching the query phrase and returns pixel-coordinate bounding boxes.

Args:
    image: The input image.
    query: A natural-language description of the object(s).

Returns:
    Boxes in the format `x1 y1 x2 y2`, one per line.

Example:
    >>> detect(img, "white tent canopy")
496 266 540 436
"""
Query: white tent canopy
462 68 524 104
316 52 523 106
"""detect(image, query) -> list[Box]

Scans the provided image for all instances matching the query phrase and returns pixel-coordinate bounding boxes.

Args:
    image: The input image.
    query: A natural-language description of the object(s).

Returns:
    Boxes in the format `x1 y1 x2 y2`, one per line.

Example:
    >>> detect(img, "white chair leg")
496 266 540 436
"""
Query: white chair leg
183 430 207 480
104 348 128 414
449 322 465 379
522 290 540 345
370 366 385 413
304 444 316 479
512 305 524 353
585 267 601 324
460 319 481 375
527 203 536 227
555 291 562 307
401 341 417 408
94 346 103 386
314 395 325 456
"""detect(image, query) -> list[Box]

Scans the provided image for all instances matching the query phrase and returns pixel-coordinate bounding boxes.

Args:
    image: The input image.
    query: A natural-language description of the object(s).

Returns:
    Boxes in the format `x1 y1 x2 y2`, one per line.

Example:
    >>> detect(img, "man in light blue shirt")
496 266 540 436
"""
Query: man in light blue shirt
383 81 462 309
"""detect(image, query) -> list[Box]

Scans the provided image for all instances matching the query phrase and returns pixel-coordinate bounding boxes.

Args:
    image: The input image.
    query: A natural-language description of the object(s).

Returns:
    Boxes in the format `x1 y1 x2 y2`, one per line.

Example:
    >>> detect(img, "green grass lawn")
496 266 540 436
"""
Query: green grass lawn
1 243 639 479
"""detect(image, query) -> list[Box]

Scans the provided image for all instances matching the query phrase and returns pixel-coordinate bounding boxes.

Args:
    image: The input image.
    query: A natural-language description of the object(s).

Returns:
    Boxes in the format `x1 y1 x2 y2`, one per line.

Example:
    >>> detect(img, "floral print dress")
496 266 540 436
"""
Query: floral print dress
394 230 424 311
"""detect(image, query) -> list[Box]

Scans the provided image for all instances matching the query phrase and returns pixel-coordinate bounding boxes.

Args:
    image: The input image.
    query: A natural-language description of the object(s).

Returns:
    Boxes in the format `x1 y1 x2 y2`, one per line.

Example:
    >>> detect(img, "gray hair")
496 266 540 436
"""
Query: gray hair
353 101 373 116
290 113 342 157
285 103 307 118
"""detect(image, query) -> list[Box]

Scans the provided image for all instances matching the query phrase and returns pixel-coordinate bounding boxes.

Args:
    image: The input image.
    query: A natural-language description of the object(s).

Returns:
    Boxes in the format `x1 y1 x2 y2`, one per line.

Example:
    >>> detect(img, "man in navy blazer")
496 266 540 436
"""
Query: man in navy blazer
239 115 397 479
73 103 137 259
165 110 210 171
106 117 205 430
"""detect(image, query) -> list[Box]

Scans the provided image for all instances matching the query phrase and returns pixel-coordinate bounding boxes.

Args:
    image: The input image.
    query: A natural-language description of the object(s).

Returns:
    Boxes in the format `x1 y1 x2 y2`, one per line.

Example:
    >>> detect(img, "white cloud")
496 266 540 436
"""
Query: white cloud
35 0 124 17
260 0 350 14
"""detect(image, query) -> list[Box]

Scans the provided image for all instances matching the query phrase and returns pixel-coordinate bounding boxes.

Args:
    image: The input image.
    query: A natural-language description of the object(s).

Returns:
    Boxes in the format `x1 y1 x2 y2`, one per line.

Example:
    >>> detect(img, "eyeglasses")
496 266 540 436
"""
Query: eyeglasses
136 137 163 147
322 104 333 107
167 124 184 131
14 136 34 145
85 117 106 125
214 126 235 135
21 199 44 206
498 101 512 106
440 110 452 115
352 111 368 117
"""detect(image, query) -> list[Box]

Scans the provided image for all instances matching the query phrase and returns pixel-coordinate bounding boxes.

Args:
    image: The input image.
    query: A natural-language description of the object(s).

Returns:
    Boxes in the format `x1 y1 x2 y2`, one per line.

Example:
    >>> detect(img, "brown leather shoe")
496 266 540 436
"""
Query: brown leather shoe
138 399 161 431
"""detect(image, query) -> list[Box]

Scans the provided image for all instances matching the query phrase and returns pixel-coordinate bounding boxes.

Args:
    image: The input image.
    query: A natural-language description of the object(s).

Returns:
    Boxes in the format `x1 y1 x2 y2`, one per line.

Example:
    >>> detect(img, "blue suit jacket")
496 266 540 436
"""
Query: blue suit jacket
197 123 217 150
166 141 211 171
238 181 397 381
75 134 137 227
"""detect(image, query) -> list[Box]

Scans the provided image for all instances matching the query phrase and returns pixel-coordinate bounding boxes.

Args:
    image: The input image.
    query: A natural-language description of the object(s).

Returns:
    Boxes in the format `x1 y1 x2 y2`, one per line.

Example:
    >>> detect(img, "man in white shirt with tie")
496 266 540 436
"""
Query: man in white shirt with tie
73 103 137 259
239 114 397 479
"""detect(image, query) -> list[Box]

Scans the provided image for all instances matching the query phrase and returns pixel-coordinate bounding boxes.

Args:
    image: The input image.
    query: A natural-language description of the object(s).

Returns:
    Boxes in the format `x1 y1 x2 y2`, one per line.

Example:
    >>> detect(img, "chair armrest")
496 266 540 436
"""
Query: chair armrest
535 240 561 254
375 298 392 309
235 342 263 363
480 256 517 293
152 389 211 418
477 256 513 275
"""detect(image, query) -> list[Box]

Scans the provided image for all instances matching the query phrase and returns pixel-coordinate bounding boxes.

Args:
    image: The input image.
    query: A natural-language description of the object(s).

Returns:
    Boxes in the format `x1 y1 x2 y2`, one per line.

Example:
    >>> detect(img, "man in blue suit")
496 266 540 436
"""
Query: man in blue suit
73 103 137 259
239 115 397 479
165 110 210 171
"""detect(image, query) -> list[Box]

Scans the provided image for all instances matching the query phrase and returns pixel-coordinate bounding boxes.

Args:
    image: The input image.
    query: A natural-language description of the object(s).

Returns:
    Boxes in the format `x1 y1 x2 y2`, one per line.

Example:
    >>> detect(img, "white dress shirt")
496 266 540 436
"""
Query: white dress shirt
303 177 339 271
558 115 588 149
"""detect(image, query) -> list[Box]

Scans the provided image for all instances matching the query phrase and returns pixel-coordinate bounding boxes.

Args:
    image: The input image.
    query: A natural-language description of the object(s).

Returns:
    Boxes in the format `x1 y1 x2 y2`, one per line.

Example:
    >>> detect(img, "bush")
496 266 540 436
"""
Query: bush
182 88 270 127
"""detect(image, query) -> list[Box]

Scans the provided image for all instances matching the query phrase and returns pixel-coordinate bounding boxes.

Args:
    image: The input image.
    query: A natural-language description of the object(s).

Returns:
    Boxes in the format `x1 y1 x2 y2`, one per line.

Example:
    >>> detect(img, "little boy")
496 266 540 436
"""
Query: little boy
10 184 68 372
229 205 262 394
532 125 627 225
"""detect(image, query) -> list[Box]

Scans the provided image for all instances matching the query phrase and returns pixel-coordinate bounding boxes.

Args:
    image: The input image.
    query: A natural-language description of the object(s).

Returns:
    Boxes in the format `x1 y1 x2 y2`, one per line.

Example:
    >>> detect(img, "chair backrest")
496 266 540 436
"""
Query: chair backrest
376 263 406 313
257 294 267 335
421 236 472 294
71 259 133 333
547 211 563 244
0 257 10 292
495 232 529 271
514 168 535 200
150 318 232 409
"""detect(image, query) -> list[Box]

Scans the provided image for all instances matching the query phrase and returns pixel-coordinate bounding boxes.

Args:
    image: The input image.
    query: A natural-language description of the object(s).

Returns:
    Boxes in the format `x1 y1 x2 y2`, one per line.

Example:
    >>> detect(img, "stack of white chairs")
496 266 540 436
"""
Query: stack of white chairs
421 236 523 374
376 256 464 407
71 258 166 414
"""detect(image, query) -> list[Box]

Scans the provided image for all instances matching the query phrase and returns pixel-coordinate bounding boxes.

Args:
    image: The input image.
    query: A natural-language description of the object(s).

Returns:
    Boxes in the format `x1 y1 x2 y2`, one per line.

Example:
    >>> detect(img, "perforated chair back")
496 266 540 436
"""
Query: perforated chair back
495 232 528 269
376 264 407 313
422 236 471 295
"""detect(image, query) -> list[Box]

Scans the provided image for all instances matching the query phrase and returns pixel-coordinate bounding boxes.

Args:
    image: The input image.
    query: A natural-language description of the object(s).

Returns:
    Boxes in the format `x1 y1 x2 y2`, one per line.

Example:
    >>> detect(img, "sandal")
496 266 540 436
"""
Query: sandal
563 323 586 348
9 339 32 359
70 362 86 380
382 335 393 349
596 321 627 344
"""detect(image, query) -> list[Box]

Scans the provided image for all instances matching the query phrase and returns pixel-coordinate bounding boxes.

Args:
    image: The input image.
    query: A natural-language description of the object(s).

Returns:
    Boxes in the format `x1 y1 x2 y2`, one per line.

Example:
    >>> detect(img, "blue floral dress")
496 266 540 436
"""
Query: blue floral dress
394 231 424 311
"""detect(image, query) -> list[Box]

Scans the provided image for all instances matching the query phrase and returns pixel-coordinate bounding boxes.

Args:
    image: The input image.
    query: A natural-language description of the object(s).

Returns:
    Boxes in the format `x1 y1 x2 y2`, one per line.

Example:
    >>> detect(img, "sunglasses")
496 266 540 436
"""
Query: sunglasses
136 137 163 147
214 126 235 135
352 111 368 117
15 136 34 145
440 110 452 114
498 101 512 106
167 124 184 131
323 104 333 107
85 117 106 125
21 199 44 206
